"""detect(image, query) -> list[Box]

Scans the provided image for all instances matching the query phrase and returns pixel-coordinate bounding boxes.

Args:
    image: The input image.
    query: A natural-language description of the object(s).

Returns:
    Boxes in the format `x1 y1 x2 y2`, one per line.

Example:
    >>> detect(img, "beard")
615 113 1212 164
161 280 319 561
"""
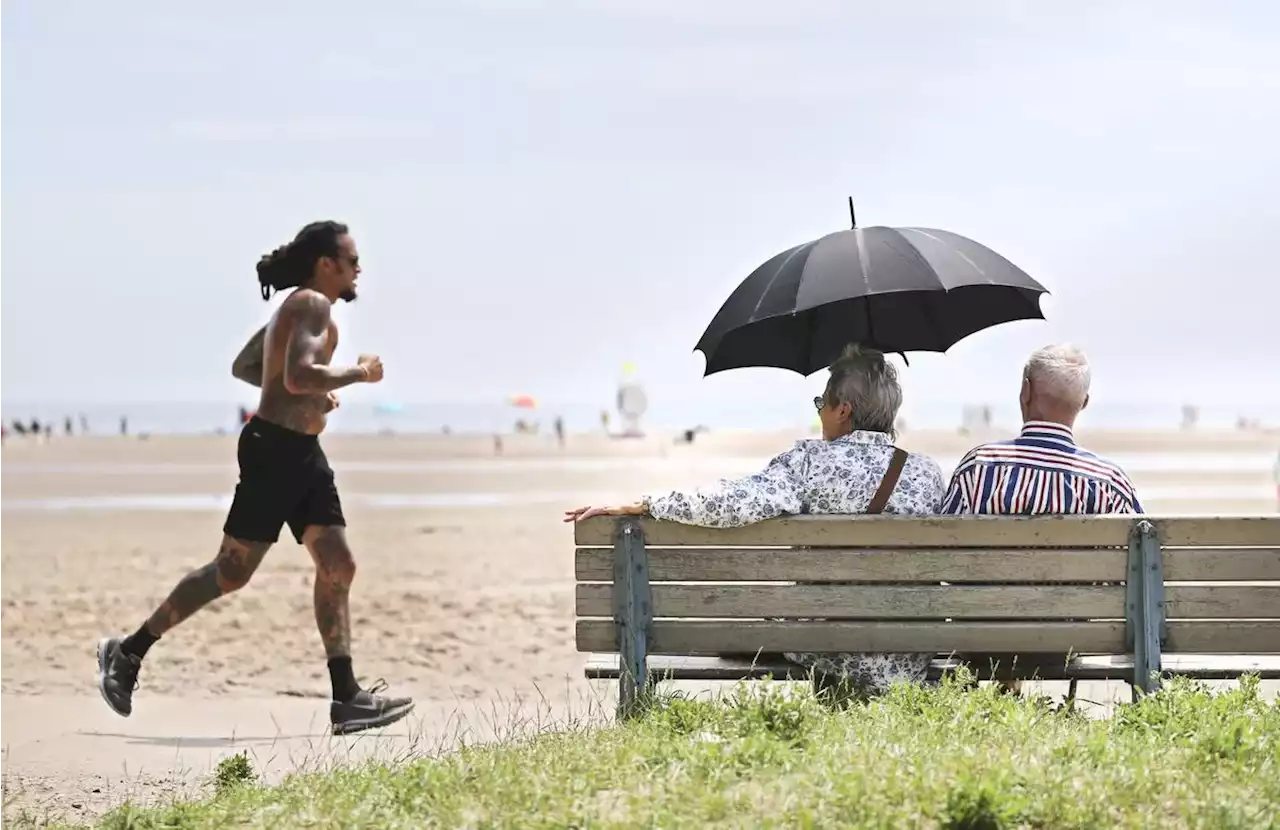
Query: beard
339 289 357 303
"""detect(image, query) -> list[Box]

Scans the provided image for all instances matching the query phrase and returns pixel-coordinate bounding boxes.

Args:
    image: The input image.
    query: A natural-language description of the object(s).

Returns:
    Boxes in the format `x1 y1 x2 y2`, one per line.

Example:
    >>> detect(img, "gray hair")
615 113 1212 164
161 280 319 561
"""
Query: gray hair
824 344 903 436
1024 343 1091 406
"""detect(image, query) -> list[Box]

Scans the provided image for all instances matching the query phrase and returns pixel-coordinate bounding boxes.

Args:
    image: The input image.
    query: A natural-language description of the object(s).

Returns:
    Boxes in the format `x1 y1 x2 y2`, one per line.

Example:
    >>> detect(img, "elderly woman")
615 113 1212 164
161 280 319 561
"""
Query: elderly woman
565 344 946 700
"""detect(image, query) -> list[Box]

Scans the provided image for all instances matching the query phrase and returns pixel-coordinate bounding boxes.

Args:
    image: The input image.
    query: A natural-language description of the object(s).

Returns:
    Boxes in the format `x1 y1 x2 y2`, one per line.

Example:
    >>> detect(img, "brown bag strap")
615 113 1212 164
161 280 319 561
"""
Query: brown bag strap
866 447 908 514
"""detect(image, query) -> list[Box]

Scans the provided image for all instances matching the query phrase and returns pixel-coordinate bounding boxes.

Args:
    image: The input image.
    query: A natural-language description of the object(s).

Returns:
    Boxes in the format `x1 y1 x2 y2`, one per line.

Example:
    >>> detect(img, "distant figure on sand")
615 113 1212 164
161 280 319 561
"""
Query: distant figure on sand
96 221 414 734
942 344 1142 515
566 344 946 702
1273 448 1280 510
554 416 565 448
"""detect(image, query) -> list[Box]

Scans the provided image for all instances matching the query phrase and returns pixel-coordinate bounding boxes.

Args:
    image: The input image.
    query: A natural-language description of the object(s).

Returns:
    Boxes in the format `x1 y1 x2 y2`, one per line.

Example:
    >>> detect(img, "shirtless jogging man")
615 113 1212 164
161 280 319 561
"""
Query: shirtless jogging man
97 220 414 735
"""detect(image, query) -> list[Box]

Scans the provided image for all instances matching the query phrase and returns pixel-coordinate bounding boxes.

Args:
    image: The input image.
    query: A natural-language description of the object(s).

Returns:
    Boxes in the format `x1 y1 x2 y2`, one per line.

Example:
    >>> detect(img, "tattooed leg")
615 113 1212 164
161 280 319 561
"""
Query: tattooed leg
303 526 357 658
145 535 272 636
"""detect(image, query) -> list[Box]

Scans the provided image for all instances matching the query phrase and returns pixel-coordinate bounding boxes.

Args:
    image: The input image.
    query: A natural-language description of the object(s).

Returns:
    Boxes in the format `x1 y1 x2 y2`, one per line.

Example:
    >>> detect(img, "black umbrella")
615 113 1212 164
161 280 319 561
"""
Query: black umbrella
694 200 1049 376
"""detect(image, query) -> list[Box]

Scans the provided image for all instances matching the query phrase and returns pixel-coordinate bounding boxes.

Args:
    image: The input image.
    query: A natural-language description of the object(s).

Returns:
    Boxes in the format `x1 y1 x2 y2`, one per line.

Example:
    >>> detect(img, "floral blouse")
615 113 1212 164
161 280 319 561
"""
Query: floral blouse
645 430 946 695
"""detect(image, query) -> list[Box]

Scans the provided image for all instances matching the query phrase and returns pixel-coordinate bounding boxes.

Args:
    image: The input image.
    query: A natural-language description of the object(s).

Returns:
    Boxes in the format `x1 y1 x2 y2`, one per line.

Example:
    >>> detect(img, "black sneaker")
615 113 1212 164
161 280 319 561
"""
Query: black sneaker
97 637 141 717
330 679 415 735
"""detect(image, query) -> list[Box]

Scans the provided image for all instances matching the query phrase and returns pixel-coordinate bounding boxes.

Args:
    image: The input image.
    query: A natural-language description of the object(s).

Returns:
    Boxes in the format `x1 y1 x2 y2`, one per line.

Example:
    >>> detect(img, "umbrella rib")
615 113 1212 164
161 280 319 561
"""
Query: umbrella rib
901 229 991 285
750 240 817 321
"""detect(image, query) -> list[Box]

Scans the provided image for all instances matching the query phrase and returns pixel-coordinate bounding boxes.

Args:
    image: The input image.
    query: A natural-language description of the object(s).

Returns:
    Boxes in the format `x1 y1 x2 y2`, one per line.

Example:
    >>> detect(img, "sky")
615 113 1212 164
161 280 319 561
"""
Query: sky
3 0 1279 423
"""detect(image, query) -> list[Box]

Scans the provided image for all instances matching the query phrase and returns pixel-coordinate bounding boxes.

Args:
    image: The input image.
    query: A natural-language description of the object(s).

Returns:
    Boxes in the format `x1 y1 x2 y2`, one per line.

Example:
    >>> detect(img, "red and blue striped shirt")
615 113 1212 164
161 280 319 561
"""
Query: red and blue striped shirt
941 420 1142 515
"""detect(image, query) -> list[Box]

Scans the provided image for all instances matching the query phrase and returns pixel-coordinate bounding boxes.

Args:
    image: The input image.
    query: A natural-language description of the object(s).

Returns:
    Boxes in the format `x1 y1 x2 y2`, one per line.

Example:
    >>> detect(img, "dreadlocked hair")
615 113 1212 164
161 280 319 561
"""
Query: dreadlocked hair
256 220 349 300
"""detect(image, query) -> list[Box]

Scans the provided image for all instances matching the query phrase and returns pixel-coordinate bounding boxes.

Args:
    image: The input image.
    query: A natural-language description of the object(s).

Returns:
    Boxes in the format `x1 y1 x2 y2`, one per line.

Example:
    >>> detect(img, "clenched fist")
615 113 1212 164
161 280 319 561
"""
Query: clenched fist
358 354 384 383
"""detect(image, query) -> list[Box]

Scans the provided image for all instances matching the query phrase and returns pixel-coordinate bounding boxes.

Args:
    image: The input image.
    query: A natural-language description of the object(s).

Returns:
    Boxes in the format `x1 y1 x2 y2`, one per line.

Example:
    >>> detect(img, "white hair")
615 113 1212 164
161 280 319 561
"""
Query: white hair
824 344 903 436
1024 343 1091 406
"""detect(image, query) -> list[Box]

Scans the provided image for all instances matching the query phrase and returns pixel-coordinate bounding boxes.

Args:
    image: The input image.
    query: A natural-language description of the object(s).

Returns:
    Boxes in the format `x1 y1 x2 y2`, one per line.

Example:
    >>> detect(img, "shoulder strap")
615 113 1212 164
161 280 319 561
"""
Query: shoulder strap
866 447 908 514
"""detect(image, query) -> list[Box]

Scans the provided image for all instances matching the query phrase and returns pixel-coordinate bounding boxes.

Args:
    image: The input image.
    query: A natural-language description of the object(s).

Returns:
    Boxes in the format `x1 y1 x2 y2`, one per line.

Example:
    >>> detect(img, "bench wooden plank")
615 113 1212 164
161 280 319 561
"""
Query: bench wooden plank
1164 622 1280 652
583 653 1280 681
1154 517 1280 547
575 547 1130 583
574 515 1135 548
576 619 1127 654
574 515 1280 549
575 584 1126 619
1164 586 1280 619
1164 548 1280 581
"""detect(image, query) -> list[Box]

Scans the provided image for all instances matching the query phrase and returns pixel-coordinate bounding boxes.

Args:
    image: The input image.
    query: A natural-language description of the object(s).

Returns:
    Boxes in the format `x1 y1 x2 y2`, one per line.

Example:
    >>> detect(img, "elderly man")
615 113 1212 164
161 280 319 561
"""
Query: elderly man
942 344 1141 693
942 344 1142 515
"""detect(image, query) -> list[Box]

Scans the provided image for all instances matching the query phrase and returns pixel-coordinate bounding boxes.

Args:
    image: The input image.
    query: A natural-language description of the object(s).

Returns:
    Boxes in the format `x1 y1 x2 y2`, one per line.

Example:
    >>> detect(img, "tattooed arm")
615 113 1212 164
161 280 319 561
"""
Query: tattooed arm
231 326 267 387
283 292 381 394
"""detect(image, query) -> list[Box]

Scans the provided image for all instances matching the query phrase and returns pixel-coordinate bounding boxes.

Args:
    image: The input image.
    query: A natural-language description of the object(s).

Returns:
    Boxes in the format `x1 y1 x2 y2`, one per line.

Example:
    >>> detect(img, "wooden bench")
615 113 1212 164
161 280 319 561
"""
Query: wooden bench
574 514 1280 717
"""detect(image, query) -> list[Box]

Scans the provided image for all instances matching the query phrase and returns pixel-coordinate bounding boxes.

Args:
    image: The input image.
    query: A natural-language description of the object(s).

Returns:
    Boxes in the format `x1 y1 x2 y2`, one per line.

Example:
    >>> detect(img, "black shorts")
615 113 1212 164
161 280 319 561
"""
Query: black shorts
223 416 346 544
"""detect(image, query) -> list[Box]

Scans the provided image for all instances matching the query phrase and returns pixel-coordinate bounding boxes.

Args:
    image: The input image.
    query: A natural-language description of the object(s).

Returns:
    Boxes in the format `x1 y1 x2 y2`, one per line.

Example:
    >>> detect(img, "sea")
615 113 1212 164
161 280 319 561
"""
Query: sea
4 398 1280 437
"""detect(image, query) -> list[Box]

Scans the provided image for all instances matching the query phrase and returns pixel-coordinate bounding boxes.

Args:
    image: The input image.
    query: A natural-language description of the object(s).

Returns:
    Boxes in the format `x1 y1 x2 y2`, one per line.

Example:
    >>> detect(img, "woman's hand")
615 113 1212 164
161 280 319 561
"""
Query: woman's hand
563 502 647 523
324 392 341 413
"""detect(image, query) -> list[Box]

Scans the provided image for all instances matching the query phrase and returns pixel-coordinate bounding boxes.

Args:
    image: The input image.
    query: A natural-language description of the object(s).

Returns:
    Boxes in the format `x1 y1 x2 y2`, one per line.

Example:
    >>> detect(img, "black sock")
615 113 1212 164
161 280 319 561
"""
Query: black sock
121 623 159 660
327 656 361 702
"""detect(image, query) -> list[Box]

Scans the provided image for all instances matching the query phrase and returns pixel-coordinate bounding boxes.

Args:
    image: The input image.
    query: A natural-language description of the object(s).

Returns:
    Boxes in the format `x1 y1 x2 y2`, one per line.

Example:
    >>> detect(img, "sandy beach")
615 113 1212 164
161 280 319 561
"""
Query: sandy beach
2 427 1278 820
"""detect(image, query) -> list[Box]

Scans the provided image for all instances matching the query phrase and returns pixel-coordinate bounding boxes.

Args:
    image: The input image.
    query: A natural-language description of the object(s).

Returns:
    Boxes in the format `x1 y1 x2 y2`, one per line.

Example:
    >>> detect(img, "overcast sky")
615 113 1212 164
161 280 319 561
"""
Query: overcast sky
4 0 1278 416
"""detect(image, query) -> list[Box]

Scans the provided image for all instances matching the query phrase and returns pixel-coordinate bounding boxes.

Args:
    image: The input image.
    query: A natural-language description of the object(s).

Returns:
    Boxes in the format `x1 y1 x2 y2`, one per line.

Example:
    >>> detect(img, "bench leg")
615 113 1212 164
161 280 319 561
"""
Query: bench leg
613 518 652 719
1128 519 1165 700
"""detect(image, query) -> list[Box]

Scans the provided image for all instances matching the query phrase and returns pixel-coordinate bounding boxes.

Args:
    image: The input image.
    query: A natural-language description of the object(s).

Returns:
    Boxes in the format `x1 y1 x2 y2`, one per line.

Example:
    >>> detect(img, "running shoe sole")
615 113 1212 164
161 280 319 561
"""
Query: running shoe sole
331 700 415 735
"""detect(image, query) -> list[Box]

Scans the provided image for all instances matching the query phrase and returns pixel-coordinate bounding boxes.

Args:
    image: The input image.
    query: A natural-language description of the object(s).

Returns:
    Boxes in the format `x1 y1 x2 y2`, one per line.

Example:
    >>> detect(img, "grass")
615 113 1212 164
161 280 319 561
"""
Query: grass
23 671 1280 828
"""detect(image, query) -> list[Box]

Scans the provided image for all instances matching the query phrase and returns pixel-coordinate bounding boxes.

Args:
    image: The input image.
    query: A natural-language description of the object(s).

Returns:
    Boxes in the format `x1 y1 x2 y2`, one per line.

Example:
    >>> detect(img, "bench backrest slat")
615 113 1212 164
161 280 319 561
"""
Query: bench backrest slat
576 619 1128 654
574 515 1280 548
1164 586 1280 619
1164 621 1280 653
576 547 1129 583
575 514 1133 547
1164 548 1280 581
1157 517 1280 547
576 583 1127 619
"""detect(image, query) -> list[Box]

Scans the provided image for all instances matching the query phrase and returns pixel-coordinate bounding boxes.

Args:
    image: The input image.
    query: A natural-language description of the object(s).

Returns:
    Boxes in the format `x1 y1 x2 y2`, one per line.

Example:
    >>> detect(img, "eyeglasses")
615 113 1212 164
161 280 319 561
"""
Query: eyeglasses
813 395 825 412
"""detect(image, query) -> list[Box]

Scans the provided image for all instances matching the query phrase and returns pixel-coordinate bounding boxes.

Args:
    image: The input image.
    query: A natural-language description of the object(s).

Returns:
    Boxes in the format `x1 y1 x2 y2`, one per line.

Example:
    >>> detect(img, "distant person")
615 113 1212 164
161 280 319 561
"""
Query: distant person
64 416 74 436
554 416 565 449
1273 448 1280 510
79 413 90 433
942 344 1141 515
96 220 413 735
566 344 947 703
119 416 128 436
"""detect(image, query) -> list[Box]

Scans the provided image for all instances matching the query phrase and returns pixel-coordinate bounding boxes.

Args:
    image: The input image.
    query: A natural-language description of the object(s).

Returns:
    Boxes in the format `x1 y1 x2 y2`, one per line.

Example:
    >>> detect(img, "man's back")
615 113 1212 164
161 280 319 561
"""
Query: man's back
942 420 1141 515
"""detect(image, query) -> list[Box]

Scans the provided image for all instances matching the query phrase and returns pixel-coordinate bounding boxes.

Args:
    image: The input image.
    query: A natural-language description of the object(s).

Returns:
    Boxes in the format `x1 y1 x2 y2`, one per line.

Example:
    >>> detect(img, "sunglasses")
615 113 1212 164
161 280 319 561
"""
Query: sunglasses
813 395 825 412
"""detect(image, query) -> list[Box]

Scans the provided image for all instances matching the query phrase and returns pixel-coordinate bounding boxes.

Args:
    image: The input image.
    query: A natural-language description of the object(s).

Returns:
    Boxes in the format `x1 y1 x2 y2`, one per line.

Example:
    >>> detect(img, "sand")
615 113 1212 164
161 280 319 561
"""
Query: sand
2 427 1278 820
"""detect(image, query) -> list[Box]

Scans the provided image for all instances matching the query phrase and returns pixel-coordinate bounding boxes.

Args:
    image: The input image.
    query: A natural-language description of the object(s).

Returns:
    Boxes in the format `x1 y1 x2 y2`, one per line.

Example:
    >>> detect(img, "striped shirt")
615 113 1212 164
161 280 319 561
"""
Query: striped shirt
941 420 1142 515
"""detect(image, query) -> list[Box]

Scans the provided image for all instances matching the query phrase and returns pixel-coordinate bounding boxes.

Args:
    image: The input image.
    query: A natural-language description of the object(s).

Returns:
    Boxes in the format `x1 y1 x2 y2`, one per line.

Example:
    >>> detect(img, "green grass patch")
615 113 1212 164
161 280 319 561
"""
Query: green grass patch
46 673 1280 828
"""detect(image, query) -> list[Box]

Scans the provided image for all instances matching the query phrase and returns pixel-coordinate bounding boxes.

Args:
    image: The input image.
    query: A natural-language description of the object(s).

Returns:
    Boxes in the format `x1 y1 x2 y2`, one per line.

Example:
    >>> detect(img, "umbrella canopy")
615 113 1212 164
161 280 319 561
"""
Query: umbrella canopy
695 210 1049 376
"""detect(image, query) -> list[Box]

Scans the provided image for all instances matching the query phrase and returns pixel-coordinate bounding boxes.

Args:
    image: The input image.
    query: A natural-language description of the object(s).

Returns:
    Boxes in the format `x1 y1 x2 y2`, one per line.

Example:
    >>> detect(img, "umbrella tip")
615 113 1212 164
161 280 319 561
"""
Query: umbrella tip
847 196 856 229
